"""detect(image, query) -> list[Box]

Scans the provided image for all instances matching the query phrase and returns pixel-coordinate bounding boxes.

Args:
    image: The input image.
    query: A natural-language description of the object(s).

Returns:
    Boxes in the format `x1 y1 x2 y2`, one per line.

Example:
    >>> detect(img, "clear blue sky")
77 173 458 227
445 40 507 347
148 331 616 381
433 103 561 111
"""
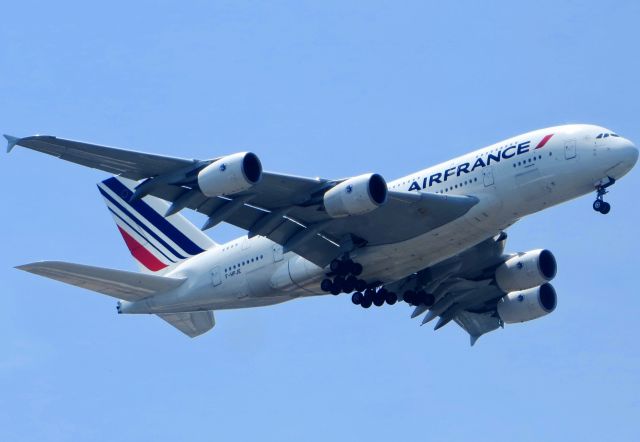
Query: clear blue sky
1 1 639 441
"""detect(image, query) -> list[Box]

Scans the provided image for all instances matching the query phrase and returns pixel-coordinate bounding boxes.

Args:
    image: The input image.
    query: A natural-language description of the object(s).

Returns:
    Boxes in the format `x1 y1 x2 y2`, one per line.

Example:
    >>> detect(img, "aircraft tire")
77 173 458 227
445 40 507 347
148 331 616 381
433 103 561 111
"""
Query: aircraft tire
385 292 398 305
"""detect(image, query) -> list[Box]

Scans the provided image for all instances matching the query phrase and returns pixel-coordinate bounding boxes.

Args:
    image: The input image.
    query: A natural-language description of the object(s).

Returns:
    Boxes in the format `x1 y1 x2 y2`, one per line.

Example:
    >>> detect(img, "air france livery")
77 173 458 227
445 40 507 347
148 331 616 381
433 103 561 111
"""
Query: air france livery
6 124 637 345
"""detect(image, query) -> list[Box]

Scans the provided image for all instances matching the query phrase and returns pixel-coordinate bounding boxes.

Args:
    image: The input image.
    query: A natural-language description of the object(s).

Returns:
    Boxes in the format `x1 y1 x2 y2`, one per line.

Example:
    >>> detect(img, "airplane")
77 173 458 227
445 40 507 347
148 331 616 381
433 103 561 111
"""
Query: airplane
5 123 638 344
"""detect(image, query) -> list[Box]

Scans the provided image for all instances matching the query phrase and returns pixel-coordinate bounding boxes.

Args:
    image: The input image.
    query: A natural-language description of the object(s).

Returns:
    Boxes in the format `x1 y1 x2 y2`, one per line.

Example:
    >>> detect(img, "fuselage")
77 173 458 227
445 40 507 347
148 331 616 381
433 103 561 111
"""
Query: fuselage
119 124 638 314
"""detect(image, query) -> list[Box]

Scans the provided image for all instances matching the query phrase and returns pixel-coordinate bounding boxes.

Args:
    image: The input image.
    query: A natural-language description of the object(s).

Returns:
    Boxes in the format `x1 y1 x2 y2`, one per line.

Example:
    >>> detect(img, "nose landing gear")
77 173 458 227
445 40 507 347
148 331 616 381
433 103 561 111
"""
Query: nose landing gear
593 199 610 214
593 176 615 215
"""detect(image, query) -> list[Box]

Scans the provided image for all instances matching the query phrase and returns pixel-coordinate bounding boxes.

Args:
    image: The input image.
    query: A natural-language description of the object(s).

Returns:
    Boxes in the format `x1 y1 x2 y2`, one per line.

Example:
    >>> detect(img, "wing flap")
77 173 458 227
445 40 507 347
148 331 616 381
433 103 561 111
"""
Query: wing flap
157 311 215 338
16 261 186 301
454 311 502 346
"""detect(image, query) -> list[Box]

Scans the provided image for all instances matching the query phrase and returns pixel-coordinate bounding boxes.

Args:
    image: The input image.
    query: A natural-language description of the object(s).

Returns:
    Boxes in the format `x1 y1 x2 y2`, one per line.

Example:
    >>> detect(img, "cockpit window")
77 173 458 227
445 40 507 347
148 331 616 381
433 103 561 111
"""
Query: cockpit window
598 132 621 139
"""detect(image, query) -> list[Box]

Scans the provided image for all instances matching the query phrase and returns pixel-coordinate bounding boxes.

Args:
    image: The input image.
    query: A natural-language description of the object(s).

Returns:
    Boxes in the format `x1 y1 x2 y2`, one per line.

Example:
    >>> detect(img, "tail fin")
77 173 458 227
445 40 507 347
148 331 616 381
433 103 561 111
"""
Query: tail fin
97 176 216 274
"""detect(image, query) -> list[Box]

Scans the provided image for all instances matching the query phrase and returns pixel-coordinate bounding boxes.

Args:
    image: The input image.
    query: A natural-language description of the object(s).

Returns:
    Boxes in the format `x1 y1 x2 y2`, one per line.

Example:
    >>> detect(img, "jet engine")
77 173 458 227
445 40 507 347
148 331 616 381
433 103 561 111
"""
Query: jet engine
497 283 557 323
495 249 557 292
323 173 388 218
197 152 262 197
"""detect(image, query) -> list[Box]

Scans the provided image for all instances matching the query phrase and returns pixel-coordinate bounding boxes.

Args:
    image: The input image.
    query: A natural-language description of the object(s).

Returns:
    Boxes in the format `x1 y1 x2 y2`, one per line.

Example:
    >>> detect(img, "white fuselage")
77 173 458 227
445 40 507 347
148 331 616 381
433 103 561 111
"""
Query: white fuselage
120 124 638 315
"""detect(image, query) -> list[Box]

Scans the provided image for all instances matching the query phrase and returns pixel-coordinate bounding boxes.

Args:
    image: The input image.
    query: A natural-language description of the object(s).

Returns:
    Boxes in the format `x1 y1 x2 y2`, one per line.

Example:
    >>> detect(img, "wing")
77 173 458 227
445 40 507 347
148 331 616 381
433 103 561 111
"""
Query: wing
5 134 198 180
157 311 215 338
7 134 478 266
385 233 508 345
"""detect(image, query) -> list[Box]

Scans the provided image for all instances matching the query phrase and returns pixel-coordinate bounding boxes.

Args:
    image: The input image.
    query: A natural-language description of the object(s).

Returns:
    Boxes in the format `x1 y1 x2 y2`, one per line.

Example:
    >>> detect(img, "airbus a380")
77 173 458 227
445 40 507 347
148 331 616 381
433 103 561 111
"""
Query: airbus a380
6 124 637 344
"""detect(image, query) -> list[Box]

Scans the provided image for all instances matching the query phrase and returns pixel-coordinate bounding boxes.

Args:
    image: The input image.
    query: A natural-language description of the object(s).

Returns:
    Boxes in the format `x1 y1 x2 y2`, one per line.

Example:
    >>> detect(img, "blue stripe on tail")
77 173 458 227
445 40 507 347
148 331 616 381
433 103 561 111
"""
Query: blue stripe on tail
107 207 177 263
98 186 188 260
101 178 206 256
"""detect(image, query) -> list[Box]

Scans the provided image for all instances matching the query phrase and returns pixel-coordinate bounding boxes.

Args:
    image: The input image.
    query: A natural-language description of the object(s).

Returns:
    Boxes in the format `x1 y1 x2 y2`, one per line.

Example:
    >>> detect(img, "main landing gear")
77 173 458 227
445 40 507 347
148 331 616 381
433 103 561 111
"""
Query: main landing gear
593 177 615 215
351 288 398 308
320 258 436 310
320 258 366 296
350 287 435 309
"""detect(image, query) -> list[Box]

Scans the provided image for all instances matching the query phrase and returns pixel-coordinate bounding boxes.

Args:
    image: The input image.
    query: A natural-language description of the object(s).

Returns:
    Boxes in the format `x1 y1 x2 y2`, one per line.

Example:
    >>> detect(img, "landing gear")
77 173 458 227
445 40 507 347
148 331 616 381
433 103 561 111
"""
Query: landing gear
403 289 435 307
322 258 368 295
593 200 611 214
323 258 401 309
320 278 333 292
593 177 615 215
329 258 362 276
372 289 385 307
385 291 398 305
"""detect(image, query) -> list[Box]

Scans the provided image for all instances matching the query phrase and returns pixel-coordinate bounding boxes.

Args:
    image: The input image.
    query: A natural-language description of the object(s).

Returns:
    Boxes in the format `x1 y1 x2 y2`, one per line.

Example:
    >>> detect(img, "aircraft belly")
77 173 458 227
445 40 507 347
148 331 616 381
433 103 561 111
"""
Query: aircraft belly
333 213 501 286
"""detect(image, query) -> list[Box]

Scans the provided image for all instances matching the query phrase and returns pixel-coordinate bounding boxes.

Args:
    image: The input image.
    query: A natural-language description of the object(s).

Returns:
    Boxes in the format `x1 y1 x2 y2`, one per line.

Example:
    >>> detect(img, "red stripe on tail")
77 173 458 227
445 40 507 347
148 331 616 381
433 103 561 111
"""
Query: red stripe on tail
117 226 168 272
535 134 554 149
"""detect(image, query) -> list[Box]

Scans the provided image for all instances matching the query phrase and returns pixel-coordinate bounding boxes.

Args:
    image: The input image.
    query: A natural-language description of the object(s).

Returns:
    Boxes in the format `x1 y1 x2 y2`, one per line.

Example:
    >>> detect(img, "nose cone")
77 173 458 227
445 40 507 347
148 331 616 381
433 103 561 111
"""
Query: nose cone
619 138 638 172
605 137 638 179
625 139 639 167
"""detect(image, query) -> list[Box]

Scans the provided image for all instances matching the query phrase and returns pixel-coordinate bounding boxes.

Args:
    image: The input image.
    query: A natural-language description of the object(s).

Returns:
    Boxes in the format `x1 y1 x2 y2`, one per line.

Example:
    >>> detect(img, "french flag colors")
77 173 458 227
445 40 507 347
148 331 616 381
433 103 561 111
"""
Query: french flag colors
98 177 215 273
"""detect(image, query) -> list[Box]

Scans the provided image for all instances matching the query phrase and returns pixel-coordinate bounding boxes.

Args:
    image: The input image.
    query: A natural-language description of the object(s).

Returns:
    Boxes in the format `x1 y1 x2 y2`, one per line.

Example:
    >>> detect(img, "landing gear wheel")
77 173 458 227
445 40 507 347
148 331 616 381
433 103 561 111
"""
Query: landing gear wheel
361 295 372 308
600 202 611 214
422 292 435 307
320 278 333 292
404 290 416 305
355 279 367 293
385 292 398 305
373 288 386 306
342 275 358 293
343 259 355 274
333 276 345 293
351 263 363 276
352 292 363 305
593 200 603 212
329 259 342 273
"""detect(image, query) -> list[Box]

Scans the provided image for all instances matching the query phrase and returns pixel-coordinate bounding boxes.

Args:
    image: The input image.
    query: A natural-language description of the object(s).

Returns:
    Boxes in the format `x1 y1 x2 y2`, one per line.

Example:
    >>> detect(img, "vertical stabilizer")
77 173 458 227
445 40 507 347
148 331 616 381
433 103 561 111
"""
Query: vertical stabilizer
97 176 216 274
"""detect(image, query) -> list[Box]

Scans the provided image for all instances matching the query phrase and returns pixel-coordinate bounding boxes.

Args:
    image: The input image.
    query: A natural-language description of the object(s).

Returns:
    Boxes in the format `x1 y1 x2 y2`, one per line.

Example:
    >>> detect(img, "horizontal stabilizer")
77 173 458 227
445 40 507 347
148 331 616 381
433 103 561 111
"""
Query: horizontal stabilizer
16 261 186 301
158 311 215 338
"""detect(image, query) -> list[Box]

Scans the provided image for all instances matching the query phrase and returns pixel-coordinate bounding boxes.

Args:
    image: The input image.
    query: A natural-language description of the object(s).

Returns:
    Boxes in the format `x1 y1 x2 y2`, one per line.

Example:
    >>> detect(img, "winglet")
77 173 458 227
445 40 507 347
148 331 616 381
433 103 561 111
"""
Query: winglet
470 335 480 346
4 134 19 153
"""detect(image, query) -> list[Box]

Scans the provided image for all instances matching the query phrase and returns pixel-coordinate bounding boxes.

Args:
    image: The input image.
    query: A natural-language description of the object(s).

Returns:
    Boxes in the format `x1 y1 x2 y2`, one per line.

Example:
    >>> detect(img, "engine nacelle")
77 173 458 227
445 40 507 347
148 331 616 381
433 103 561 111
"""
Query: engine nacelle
497 283 557 324
323 173 387 218
197 152 262 197
495 249 557 292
